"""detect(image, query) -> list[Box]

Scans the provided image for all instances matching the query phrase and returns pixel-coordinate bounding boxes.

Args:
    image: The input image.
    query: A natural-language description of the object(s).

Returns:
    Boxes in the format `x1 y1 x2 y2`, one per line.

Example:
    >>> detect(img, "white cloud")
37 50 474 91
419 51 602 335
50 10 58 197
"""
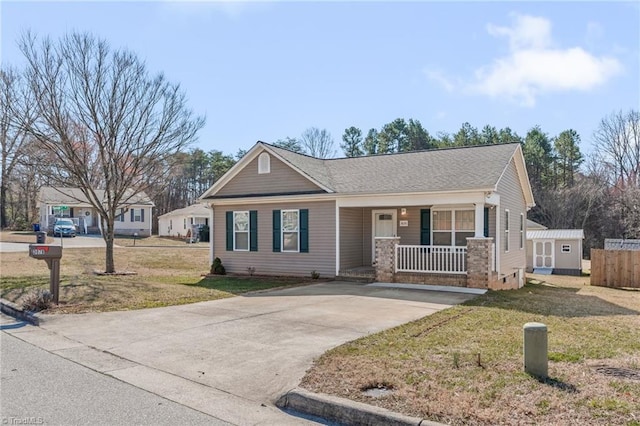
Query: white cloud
424 69 455 92
470 13 623 107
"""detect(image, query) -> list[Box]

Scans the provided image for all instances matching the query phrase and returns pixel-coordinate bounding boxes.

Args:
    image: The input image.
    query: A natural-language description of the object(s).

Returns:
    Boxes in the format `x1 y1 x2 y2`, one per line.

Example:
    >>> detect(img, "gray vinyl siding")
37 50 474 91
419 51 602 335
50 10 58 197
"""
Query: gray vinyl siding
496 158 527 276
362 208 372 264
554 239 581 270
216 154 323 197
339 208 364 269
526 240 534 271
397 207 421 245
212 200 336 277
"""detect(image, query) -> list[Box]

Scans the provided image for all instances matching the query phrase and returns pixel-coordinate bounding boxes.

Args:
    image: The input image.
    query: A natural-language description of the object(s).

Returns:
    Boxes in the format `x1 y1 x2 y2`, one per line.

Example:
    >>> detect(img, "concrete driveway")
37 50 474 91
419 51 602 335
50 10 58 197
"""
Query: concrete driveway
5 282 477 425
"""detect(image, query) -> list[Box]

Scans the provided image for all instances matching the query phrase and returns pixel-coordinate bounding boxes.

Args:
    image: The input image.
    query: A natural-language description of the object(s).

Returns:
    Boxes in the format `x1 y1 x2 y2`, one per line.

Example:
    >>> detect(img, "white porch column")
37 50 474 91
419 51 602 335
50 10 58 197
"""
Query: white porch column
474 203 485 237
335 203 340 276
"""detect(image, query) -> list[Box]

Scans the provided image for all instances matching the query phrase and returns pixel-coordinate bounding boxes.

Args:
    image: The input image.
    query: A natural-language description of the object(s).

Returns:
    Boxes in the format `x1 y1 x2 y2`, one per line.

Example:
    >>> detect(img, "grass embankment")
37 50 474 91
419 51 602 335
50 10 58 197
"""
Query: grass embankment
301 275 640 425
0 233 309 313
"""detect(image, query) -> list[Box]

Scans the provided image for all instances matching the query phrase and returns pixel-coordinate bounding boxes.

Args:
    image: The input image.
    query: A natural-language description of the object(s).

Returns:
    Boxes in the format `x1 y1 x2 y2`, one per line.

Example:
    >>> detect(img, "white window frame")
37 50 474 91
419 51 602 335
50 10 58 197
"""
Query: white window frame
258 152 271 174
134 209 142 222
233 211 250 252
561 244 571 253
505 209 510 252
432 209 475 247
520 213 524 250
281 209 300 252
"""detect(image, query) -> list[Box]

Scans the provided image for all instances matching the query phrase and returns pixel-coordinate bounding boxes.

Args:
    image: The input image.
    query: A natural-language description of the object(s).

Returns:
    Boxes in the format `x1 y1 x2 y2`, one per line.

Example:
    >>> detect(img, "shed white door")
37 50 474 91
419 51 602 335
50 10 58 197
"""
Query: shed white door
534 240 554 268
372 209 397 263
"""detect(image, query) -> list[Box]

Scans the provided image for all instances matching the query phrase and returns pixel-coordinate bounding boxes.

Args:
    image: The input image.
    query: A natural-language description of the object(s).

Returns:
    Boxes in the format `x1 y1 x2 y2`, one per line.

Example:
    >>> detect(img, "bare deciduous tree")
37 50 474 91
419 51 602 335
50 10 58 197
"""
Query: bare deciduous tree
300 127 335 158
1 67 34 228
18 32 204 272
593 109 640 188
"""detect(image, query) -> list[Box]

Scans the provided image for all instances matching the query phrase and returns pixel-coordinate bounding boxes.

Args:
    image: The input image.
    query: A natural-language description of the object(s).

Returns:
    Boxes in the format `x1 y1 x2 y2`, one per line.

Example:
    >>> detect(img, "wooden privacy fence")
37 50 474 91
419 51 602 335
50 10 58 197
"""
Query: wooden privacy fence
591 249 640 288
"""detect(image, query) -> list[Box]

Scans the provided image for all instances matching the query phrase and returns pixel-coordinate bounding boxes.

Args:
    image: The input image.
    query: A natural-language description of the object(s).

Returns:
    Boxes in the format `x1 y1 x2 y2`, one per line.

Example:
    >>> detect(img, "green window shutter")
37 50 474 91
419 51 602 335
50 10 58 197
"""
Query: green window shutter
141 208 145 223
300 209 309 253
272 210 281 252
249 210 258 252
226 211 233 251
130 209 134 222
420 209 431 245
484 207 489 238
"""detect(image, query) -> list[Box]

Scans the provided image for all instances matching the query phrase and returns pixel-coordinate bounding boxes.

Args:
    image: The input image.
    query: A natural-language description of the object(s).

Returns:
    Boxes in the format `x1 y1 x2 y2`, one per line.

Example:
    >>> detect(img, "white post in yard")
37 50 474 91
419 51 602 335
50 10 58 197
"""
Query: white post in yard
523 322 548 378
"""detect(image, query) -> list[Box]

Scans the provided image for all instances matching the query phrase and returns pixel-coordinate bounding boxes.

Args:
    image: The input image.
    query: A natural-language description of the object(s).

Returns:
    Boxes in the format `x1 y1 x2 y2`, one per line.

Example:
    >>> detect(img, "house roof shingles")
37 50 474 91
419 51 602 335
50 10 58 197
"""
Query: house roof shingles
38 187 153 206
266 142 521 194
158 204 210 218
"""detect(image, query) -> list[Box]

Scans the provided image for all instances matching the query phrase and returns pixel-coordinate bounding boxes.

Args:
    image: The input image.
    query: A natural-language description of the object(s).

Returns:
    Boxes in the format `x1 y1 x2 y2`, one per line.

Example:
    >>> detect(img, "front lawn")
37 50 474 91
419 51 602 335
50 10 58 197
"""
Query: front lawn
0 246 309 313
301 275 640 425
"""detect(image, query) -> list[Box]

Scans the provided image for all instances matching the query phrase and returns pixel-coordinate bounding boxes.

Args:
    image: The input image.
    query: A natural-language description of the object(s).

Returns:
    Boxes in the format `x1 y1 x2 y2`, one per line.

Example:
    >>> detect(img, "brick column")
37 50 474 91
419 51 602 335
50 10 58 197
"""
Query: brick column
466 237 493 289
375 237 400 282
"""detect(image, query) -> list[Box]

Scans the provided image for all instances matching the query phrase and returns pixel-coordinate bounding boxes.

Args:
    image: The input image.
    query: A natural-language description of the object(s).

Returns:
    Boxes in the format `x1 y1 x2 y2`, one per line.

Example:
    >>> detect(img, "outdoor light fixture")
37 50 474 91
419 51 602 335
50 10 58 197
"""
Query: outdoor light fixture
401 208 407 215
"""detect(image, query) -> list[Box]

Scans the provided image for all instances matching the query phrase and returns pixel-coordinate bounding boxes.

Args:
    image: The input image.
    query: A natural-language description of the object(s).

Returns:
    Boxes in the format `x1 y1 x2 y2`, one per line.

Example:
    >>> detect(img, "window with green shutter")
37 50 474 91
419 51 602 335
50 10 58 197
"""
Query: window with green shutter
226 210 257 252
273 208 308 253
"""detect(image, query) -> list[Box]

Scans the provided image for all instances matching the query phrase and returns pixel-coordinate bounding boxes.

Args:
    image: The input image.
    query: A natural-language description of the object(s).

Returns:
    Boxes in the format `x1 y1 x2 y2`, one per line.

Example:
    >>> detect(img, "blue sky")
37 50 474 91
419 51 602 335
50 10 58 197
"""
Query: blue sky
2 1 638 158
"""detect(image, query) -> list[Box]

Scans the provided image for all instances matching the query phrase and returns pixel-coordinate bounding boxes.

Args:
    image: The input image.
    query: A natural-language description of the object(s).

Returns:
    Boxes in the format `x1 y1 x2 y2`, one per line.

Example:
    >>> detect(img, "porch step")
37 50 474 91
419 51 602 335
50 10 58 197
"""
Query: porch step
533 268 553 275
337 267 376 283
336 275 375 284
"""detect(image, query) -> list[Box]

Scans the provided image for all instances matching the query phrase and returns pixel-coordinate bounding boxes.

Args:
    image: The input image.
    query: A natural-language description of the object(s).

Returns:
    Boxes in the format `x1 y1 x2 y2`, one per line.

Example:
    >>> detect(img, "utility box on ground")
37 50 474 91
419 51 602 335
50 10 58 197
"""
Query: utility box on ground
28 244 63 304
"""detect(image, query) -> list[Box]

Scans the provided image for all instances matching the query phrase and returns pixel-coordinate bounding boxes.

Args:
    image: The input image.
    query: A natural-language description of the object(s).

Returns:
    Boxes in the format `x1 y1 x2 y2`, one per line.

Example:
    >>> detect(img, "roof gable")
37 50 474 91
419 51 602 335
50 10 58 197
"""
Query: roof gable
199 143 332 199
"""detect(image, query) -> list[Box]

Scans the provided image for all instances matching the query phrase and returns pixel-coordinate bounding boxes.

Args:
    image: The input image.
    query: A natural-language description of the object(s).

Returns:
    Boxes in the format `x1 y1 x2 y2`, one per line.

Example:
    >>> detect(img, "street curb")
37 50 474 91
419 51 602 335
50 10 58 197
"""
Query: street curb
0 298 40 326
276 387 443 426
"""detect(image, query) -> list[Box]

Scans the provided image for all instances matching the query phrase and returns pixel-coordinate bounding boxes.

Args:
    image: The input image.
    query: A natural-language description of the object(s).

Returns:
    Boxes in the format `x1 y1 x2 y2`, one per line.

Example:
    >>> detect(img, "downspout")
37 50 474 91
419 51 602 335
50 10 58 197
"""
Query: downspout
335 201 340 277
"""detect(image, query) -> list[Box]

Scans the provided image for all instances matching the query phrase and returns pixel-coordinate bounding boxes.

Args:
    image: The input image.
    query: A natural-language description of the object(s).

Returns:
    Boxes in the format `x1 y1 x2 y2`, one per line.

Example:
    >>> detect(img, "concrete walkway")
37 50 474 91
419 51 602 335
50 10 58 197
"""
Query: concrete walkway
3 282 476 425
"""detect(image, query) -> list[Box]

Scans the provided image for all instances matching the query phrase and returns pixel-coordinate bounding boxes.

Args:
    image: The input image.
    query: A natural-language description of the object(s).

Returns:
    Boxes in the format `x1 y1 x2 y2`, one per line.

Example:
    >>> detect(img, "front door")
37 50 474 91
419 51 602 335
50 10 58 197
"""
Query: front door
534 240 554 269
372 209 397 263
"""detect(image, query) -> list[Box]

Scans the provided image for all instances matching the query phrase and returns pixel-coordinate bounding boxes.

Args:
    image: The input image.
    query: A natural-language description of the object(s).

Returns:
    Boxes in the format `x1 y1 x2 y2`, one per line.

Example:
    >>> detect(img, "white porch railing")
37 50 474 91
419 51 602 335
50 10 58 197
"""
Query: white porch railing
395 245 467 274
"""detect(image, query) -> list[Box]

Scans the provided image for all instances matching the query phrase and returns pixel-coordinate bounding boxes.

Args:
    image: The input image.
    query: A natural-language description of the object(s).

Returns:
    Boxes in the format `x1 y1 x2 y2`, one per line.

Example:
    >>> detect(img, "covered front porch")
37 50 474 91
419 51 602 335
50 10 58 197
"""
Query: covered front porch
336 194 500 288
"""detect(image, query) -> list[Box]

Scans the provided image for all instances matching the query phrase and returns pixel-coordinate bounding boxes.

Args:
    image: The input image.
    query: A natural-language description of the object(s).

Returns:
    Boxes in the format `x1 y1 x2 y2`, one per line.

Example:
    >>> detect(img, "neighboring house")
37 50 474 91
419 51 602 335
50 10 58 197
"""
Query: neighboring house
526 221 584 276
158 204 210 237
604 239 640 251
199 142 535 290
37 187 154 237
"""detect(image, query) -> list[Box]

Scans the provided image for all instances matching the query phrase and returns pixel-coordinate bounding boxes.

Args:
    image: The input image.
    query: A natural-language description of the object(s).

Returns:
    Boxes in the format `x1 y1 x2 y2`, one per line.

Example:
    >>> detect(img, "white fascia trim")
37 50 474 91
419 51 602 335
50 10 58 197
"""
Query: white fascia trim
209 189 495 207
335 203 340 276
496 145 535 209
336 190 492 208
209 193 335 206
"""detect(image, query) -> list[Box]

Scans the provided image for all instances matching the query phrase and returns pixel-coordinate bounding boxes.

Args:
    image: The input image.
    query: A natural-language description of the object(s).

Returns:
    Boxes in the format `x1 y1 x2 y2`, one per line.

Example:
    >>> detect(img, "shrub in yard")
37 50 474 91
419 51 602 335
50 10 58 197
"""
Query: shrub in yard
311 270 320 279
211 257 226 275
22 289 54 312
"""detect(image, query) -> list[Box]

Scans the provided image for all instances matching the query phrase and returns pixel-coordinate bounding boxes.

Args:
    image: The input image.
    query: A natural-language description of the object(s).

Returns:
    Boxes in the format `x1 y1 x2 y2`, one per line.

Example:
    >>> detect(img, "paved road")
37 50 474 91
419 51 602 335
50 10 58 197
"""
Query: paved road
0 236 107 253
0 315 230 426
2 282 476 425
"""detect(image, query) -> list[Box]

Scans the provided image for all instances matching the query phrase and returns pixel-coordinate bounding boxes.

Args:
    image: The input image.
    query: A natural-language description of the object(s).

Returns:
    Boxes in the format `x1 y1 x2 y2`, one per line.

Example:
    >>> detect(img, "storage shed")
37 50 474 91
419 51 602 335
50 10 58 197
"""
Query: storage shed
526 227 584 276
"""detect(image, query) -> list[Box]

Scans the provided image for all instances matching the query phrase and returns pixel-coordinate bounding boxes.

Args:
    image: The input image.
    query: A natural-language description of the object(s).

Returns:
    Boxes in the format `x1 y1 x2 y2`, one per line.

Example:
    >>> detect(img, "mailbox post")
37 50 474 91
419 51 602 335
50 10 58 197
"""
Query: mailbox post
28 244 63 304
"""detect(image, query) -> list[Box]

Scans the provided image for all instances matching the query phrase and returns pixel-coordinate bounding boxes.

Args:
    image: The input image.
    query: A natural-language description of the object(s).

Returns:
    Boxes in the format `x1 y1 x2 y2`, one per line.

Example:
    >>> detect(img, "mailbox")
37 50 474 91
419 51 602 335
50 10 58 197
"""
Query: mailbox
29 245 62 259
28 244 63 304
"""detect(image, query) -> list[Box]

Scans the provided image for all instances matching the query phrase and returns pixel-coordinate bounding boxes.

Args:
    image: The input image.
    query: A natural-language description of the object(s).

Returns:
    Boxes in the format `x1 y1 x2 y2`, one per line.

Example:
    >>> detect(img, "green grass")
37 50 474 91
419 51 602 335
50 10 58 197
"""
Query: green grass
301 278 640 425
190 275 308 294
